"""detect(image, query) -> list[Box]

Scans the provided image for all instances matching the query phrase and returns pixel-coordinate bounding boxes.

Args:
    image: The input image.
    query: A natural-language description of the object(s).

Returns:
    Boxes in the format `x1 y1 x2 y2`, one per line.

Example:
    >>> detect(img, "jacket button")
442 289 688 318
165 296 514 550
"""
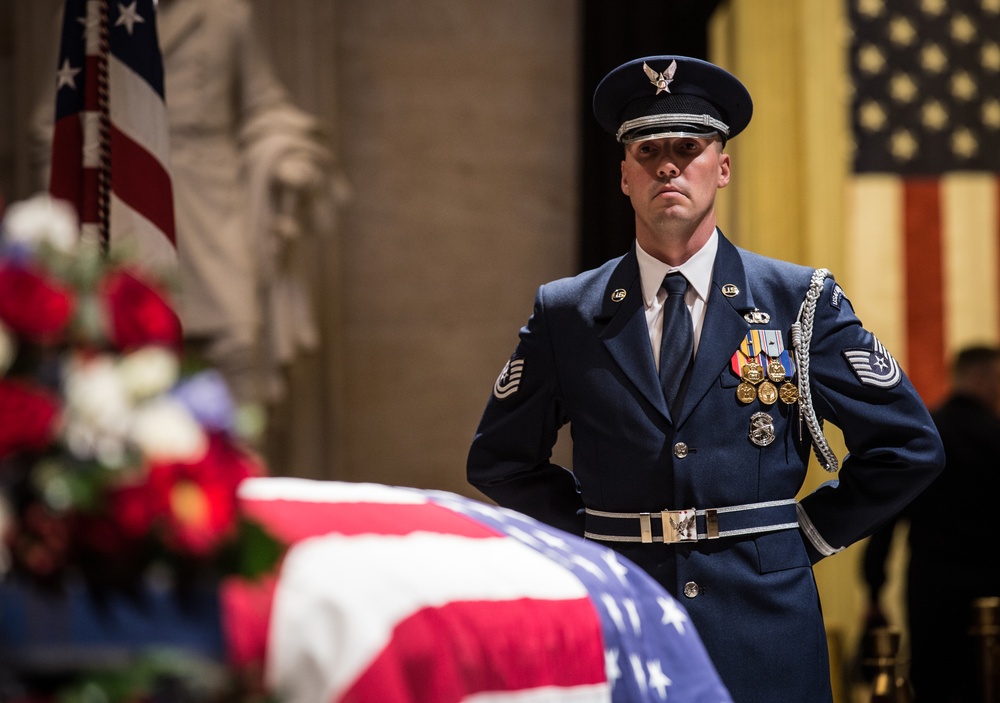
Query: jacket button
683 581 700 598
673 442 689 459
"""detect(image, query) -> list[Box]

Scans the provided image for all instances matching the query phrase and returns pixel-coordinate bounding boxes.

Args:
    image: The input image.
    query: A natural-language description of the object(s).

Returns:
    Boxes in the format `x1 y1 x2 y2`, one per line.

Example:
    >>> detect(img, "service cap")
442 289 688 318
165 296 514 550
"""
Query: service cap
593 55 752 144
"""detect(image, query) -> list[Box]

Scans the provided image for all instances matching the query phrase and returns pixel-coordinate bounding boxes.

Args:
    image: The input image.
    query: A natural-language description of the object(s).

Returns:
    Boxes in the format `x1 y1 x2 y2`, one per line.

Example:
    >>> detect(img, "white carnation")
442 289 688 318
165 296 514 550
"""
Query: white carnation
62 354 132 458
117 346 180 400
130 396 208 463
3 194 78 254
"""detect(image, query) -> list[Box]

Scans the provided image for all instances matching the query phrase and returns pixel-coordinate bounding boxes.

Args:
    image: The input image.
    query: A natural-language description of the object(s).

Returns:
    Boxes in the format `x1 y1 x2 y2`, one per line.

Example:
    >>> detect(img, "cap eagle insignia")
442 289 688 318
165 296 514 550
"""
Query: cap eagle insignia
643 60 677 95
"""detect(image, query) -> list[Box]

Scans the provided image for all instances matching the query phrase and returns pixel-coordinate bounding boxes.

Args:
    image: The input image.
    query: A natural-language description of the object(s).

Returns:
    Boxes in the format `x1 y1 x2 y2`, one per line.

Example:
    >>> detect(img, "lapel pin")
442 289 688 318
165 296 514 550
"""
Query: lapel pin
611 288 627 303
722 284 740 298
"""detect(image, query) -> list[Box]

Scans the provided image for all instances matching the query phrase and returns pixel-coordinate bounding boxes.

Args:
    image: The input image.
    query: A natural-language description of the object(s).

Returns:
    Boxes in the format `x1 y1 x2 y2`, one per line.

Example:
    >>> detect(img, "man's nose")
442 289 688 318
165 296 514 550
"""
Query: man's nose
657 155 680 178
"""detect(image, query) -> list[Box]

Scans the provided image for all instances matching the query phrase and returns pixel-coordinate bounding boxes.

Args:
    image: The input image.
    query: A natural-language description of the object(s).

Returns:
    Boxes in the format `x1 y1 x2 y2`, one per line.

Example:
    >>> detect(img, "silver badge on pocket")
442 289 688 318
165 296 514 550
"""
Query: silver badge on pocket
749 411 775 447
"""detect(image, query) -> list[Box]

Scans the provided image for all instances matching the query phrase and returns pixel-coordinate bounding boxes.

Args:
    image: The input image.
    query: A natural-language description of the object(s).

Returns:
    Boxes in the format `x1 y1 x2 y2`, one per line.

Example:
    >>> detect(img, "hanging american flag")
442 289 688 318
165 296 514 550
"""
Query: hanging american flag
846 0 1000 407
224 478 732 703
49 0 176 265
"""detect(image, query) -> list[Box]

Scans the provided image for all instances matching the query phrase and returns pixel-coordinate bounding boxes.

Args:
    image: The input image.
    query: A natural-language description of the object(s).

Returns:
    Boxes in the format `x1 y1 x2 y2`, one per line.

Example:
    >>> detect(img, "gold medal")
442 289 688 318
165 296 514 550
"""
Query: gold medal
779 382 799 405
736 382 757 404
741 362 765 385
766 359 786 383
758 380 778 405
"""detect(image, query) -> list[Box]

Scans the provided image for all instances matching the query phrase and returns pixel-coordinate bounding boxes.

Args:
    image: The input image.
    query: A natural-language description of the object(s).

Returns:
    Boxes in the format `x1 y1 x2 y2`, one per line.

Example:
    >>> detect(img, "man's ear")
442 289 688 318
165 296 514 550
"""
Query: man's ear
620 160 629 196
717 152 731 189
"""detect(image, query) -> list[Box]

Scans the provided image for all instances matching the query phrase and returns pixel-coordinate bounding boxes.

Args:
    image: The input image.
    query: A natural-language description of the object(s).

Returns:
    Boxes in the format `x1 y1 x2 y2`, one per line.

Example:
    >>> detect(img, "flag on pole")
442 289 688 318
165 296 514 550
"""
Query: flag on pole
49 0 176 266
847 0 1000 407
224 478 733 703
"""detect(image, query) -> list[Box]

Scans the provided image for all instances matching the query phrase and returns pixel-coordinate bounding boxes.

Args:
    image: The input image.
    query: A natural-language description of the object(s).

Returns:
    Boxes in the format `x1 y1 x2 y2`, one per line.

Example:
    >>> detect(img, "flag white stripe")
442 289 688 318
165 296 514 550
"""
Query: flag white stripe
846 176 907 363
462 684 611 703
942 173 999 352
108 192 178 268
109 55 170 166
84 0 100 55
82 111 102 168
239 476 428 505
267 532 591 703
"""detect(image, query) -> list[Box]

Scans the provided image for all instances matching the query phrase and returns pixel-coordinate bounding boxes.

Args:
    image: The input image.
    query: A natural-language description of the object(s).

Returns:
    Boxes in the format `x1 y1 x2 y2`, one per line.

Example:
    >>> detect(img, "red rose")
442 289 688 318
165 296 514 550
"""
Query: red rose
0 379 60 458
108 479 167 539
100 269 182 352
144 434 263 555
0 262 75 343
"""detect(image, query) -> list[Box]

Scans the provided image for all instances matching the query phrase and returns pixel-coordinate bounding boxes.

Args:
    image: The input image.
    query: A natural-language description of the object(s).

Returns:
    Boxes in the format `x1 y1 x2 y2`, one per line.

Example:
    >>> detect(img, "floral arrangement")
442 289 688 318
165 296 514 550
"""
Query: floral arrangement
0 194 278 595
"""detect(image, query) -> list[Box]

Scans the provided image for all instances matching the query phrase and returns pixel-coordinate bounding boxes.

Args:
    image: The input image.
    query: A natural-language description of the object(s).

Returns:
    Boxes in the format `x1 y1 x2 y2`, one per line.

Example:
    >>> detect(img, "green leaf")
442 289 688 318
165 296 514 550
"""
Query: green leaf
238 517 285 578
218 517 285 579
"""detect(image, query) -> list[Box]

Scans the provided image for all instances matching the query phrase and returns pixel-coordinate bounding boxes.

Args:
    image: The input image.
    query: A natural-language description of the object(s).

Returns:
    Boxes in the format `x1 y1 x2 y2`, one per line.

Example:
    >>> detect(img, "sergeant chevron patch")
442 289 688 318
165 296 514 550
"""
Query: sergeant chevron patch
842 335 901 389
494 357 525 399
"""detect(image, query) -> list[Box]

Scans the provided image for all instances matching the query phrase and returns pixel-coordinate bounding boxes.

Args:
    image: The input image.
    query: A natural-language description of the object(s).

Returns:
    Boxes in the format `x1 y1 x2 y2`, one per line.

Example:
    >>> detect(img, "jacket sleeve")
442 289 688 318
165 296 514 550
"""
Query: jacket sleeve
466 285 586 536
795 276 945 562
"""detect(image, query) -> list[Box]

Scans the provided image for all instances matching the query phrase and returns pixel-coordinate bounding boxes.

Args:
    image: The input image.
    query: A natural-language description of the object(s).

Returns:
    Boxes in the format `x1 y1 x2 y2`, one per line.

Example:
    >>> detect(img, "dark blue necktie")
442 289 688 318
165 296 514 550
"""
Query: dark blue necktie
659 272 693 415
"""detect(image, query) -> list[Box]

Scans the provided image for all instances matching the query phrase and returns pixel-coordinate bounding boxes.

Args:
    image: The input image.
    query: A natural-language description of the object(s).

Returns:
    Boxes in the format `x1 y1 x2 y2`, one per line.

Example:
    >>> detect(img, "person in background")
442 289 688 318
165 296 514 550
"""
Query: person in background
863 345 1000 702
467 54 944 702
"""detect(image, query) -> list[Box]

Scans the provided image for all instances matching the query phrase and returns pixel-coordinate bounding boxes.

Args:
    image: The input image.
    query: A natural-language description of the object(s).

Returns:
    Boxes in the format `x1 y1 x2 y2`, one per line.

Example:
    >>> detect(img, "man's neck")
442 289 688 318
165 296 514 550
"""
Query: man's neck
636 216 717 267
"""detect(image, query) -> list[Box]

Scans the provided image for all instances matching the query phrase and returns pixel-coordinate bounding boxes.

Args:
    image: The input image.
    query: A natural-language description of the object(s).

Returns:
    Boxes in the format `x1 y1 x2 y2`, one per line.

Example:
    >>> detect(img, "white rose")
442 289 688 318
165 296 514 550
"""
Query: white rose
63 354 132 435
61 354 132 460
130 396 208 463
117 346 180 400
2 194 78 254
0 320 15 377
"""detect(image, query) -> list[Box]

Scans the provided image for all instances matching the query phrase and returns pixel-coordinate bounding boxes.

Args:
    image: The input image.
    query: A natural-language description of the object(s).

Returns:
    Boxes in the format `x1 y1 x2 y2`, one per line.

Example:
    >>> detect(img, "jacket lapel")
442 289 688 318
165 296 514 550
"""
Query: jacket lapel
674 234 752 426
596 248 670 420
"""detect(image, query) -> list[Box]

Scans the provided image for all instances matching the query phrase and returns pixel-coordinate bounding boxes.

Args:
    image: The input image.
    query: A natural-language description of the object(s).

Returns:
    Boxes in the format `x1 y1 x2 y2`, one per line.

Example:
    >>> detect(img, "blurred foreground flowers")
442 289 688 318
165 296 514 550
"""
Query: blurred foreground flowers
0 194 278 594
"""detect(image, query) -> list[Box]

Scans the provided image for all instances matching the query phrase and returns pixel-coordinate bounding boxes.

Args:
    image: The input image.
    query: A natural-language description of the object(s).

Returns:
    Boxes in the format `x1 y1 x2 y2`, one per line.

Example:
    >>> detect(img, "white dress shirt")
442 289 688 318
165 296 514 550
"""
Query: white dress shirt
636 228 718 370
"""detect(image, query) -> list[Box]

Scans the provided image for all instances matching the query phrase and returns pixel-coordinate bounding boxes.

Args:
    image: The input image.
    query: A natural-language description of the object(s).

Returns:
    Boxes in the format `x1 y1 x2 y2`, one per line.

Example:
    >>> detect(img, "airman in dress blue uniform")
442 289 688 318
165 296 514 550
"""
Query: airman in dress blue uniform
467 55 945 703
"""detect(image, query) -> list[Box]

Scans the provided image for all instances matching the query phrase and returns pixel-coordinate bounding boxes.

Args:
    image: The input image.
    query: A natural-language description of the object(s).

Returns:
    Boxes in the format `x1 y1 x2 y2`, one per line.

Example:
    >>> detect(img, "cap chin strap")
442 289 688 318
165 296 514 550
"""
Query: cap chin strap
616 112 730 143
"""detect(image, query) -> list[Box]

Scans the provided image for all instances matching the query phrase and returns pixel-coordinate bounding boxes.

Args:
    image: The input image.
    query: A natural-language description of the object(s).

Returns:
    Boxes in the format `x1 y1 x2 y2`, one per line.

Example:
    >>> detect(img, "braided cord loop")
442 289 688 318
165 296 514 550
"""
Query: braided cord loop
790 268 839 472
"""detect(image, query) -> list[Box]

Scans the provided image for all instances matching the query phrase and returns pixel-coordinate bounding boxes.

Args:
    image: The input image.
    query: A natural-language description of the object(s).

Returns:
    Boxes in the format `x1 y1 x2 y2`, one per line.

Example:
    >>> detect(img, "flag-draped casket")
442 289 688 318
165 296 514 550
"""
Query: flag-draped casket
224 478 733 703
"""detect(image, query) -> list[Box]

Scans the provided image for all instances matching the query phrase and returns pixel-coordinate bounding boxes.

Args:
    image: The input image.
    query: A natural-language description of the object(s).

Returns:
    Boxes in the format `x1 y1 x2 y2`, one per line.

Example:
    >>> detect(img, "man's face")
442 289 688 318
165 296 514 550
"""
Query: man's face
620 136 731 242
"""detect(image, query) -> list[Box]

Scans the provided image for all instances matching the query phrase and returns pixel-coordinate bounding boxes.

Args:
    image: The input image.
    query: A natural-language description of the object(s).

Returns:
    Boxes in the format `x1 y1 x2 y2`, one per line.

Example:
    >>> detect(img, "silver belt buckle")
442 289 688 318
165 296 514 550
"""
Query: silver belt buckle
661 508 698 543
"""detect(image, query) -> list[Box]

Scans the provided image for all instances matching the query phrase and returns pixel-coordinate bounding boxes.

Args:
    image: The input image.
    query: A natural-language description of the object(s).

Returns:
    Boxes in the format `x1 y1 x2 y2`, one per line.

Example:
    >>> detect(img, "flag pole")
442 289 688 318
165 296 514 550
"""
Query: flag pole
95 0 111 253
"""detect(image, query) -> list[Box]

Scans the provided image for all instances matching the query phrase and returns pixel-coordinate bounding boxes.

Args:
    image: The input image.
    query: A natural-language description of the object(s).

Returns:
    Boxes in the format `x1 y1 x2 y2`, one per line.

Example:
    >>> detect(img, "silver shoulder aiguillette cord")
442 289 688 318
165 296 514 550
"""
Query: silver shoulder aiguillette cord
789 268 839 472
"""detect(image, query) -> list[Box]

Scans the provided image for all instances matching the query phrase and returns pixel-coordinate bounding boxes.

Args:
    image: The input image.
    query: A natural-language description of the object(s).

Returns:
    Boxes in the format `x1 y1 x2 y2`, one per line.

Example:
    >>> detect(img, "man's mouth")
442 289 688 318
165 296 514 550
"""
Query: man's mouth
655 186 683 199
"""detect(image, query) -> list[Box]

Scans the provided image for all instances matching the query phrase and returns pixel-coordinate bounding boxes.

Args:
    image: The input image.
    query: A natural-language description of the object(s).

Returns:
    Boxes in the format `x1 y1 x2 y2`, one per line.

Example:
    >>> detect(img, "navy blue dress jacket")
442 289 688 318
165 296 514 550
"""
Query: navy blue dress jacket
467 232 944 703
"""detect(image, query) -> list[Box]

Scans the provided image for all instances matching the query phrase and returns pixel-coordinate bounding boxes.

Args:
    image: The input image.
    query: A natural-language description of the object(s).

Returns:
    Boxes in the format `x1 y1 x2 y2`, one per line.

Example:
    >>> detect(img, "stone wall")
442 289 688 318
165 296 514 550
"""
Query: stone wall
331 1 580 495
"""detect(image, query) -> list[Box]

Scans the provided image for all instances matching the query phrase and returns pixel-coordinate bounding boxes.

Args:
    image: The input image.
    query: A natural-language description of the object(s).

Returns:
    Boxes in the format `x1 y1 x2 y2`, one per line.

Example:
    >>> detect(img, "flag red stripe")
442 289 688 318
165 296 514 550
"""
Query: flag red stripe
49 115 83 206
903 178 947 407
220 574 278 668
339 598 606 703
84 55 101 111
81 167 101 224
109 123 176 242
240 498 502 544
